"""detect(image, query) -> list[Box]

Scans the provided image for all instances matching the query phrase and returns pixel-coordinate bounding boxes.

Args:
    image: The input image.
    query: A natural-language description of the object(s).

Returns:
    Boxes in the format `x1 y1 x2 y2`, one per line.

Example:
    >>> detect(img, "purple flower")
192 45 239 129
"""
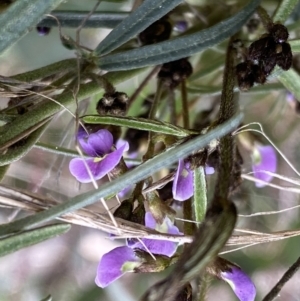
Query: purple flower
95 212 181 288
69 128 129 183
172 160 215 201
221 266 256 301
95 246 141 288
251 145 277 187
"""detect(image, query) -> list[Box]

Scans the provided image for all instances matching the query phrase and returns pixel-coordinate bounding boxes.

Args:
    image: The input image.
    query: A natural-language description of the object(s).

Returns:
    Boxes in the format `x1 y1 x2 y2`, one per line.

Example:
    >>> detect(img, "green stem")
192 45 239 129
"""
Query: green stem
214 37 237 203
181 79 194 236
256 5 273 29
144 80 164 161
262 256 300 301
181 80 189 129
38 11 128 29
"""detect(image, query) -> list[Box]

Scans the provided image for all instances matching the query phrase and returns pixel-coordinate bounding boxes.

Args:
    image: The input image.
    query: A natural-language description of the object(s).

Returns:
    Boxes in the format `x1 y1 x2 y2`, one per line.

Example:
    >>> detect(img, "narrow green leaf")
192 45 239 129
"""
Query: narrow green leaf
277 68 300 101
193 167 207 223
0 224 71 257
0 68 145 149
290 39 300 52
272 0 299 23
0 0 64 54
12 59 77 82
187 82 285 95
38 11 128 29
97 0 260 71
95 0 183 56
0 113 243 235
82 115 197 137
0 123 48 166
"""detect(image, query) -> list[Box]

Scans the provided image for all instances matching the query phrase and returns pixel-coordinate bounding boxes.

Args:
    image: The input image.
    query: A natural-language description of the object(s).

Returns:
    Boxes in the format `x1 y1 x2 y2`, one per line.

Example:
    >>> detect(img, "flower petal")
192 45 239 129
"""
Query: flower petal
69 142 128 183
130 212 181 257
221 267 256 301
88 129 114 156
205 165 215 175
141 238 178 257
95 246 140 288
77 127 96 156
252 145 277 187
69 158 101 183
172 160 194 201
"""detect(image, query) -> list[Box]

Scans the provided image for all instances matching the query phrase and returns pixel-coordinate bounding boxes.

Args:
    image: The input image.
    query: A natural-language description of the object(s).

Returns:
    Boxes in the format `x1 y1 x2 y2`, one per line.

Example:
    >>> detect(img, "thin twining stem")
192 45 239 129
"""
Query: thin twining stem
262 256 300 301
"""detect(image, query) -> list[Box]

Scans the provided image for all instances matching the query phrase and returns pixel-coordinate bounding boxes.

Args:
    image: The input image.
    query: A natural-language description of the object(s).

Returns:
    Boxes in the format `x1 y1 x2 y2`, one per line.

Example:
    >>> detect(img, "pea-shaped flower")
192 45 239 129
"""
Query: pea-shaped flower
172 160 214 201
69 128 129 183
95 212 181 288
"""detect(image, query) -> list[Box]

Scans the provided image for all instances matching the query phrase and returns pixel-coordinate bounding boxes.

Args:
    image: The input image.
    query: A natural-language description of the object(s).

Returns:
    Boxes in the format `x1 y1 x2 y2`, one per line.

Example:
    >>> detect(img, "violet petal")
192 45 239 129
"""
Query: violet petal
88 129 114 156
221 267 256 301
95 246 140 288
69 158 101 183
77 127 96 156
130 212 180 257
140 238 178 257
69 143 128 183
252 145 277 187
172 160 194 201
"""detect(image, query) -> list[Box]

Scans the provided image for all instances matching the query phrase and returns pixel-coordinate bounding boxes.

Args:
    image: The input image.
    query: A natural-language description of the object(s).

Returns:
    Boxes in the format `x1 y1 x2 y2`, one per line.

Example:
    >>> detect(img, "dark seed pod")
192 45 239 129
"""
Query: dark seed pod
113 200 133 220
235 62 255 91
139 16 172 45
259 55 277 76
276 42 293 70
158 58 193 88
269 23 289 43
248 36 275 61
252 64 266 84
36 26 51 36
96 91 128 116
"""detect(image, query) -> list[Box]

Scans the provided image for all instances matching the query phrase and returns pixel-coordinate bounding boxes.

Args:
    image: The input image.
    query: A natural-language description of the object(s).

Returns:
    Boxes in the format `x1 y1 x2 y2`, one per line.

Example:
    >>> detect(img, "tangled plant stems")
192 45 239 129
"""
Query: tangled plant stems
1 1 300 301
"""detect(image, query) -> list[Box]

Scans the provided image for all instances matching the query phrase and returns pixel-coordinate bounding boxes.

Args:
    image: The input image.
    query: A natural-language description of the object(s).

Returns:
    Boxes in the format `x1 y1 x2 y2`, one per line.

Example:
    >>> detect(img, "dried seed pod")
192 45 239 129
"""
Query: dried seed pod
259 54 277 76
235 62 255 91
269 23 289 43
158 58 193 88
276 42 293 70
252 64 266 84
248 36 275 61
96 91 128 116
139 16 172 45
